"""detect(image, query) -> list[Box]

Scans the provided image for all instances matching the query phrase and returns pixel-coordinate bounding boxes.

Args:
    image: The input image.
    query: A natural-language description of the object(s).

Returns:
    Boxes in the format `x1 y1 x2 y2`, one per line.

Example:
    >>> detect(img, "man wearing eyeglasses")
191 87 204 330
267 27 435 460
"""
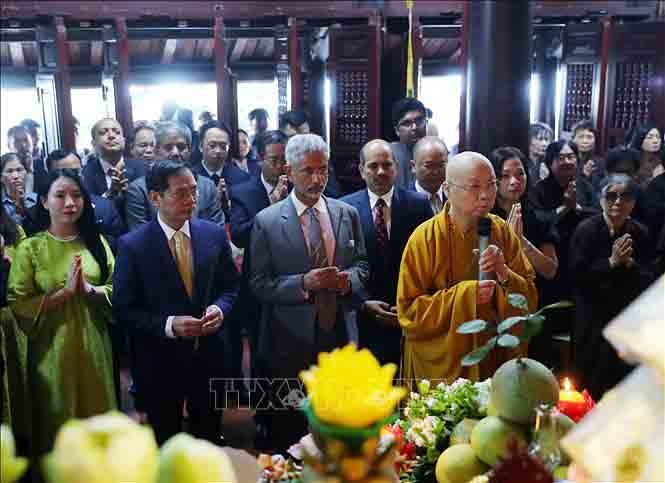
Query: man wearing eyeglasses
390 98 428 190
397 151 537 384
113 159 239 445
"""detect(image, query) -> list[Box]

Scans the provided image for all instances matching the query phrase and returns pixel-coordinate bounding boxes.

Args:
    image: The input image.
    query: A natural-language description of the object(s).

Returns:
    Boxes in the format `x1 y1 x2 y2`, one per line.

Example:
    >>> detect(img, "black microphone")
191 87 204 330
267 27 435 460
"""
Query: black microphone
478 217 492 281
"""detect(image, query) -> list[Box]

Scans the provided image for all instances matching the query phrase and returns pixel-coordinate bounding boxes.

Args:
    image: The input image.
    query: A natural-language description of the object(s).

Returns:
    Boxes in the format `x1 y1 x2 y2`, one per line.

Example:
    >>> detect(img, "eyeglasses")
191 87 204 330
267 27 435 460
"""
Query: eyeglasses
397 116 427 129
604 191 635 203
558 153 577 162
448 180 499 196
166 187 198 202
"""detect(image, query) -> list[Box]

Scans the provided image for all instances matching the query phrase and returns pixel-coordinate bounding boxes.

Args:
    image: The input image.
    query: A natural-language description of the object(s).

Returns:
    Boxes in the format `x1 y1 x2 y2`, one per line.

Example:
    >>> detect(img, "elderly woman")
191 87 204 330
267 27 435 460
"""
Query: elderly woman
570 174 655 399
1 153 37 226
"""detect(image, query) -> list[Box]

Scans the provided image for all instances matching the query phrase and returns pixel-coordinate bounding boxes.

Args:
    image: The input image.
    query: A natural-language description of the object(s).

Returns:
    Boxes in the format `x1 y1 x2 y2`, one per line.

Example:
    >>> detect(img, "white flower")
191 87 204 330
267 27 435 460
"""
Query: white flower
425 397 437 409
436 382 447 390
410 392 420 400
404 407 411 417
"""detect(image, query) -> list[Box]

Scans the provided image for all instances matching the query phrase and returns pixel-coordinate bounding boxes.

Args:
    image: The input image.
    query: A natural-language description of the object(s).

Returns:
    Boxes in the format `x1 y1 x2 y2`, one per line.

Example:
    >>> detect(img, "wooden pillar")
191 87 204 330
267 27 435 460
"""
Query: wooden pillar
410 18 422 98
214 16 226 125
54 16 75 150
368 14 382 139
288 17 302 110
596 18 611 150
114 18 133 137
466 0 532 155
458 1 470 151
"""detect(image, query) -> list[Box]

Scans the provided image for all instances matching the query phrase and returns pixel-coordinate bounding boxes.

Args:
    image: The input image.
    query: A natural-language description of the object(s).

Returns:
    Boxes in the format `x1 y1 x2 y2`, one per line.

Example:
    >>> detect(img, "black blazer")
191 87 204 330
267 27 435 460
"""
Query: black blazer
340 187 433 364
229 177 271 250
82 155 145 197
191 161 252 187
112 218 240 397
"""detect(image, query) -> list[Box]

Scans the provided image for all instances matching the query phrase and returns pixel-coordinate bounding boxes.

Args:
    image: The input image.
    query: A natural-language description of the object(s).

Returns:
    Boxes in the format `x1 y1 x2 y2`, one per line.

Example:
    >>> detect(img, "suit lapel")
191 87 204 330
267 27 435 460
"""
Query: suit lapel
389 188 405 246
326 198 344 267
189 219 214 315
147 220 191 301
357 191 377 267
256 176 271 209
281 198 309 262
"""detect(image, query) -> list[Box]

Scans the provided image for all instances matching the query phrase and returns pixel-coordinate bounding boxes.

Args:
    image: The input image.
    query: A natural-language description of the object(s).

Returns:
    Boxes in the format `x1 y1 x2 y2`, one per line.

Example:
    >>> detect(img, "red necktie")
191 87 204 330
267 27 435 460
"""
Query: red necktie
374 198 389 258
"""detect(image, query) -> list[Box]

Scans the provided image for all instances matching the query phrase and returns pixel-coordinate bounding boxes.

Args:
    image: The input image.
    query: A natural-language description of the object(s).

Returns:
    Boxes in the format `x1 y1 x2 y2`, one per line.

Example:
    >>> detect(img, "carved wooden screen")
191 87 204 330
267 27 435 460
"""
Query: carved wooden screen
328 25 381 195
559 24 601 137
604 22 665 149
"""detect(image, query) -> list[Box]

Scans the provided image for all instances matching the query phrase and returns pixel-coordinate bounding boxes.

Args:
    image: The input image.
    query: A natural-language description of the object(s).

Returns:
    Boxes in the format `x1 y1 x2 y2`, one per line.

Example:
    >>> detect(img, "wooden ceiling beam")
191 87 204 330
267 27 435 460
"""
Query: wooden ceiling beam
8 41 25 67
161 38 177 64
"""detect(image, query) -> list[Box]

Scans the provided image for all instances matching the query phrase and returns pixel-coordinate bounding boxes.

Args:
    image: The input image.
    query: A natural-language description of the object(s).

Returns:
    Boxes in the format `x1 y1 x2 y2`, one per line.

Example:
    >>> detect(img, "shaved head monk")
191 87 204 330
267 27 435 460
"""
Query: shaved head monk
397 151 538 384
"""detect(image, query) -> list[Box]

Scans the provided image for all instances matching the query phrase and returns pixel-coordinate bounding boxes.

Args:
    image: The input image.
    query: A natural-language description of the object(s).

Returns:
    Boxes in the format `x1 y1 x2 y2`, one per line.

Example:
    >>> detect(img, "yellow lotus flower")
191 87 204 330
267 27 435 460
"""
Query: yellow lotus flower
300 344 407 428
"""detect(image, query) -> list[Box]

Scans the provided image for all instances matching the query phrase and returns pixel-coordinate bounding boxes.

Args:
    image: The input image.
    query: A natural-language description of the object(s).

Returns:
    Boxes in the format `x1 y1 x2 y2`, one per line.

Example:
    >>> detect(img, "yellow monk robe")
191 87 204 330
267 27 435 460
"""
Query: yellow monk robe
397 203 537 384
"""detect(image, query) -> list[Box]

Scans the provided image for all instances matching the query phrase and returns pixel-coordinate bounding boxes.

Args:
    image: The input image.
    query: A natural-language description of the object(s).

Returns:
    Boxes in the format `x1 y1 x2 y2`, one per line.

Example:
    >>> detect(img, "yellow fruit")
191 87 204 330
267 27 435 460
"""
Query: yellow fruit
553 465 569 480
486 397 499 417
450 419 480 446
1 425 28 483
470 416 528 466
435 444 488 483
490 358 559 424
158 433 237 483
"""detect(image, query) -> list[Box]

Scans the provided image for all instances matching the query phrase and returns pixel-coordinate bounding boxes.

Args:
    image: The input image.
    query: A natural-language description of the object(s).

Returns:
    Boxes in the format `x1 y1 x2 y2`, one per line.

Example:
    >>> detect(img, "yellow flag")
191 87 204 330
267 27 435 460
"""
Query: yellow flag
406 0 414 97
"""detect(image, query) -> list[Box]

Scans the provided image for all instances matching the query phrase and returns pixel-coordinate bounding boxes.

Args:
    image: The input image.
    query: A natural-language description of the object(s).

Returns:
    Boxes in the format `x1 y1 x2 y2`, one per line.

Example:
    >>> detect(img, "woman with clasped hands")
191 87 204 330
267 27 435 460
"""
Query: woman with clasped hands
7 168 115 457
569 173 655 400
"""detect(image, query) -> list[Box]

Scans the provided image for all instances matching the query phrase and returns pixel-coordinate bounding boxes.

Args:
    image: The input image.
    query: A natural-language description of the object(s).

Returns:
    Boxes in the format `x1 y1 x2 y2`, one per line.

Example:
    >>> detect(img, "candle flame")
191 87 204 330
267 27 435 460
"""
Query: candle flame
563 377 572 391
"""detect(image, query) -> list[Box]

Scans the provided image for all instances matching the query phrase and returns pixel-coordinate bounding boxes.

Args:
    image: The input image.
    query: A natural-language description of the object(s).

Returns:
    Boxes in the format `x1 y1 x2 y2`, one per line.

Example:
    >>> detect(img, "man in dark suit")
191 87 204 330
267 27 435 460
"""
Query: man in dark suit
113 160 239 445
7 125 48 194
81 118 144 200
125 121 223 230
227 130 288 411
341 139 433 365
408 136 449 215
249 133 369 451
191 121 251 218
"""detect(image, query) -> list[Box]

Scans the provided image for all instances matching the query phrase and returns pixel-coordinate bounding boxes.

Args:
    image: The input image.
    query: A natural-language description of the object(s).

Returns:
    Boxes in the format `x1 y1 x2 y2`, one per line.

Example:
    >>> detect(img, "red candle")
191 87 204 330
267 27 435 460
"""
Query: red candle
557 378 594 422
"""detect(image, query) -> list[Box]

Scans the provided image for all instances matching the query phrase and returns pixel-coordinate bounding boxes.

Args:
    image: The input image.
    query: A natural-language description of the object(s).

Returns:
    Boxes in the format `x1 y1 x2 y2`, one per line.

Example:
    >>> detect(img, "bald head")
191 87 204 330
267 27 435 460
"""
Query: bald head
359 139 396 196
360 139 392 165
413 136 448 162
444 151 497 219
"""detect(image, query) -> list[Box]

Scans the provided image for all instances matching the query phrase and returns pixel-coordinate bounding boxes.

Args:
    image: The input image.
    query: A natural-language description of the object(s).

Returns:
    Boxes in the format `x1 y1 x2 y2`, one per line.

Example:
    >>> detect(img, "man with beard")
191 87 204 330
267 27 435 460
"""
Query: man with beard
397 151 537 383
390 98 428 190
340 139 432 365
249 134 368 451
125 121 223 230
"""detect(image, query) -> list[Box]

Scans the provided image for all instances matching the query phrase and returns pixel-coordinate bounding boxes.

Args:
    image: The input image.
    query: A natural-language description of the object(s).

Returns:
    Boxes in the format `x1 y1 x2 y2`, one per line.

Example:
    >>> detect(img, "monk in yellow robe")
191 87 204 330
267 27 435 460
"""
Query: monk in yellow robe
397 151 537 384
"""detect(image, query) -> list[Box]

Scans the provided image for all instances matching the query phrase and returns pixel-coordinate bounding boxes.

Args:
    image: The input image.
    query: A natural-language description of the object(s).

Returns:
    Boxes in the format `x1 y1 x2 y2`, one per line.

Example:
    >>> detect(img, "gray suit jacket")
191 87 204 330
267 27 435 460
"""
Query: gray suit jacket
391 141 415 191
249 196 369 377
124 174 224 230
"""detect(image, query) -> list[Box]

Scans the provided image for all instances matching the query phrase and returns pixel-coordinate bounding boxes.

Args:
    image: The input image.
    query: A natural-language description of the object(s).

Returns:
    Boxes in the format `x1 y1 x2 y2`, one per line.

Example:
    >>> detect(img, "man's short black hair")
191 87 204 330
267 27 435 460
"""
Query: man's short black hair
199 120 232 144
279 110 309 129
605 146 641 175
391 97 426 127
571 119 596 137
146 160 190 194
257 130 288 158
45 149 81 171
249 108 269 122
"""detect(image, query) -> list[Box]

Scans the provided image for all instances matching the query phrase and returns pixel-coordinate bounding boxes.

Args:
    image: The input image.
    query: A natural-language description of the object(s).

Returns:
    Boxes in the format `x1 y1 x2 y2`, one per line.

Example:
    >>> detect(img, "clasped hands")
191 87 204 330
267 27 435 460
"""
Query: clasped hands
172 306 224 338
474 245 509 305
104 166 129 199
303 266 351 294
609 233 634 268
62 255 95 298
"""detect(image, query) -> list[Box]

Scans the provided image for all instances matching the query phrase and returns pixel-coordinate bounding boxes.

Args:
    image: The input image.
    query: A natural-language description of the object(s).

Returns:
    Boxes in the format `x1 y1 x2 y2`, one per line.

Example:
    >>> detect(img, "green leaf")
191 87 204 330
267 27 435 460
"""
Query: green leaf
497 316 526 333
456 319 488 334
497 334 520 348
507 293 529 311
520 315 545 341
537 300 574 314
461 344 491 366
487 335 498 348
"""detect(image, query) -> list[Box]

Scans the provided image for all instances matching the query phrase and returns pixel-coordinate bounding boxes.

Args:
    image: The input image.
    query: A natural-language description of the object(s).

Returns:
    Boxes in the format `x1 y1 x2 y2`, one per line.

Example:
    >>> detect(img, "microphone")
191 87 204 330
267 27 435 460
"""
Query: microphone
477 217 492 281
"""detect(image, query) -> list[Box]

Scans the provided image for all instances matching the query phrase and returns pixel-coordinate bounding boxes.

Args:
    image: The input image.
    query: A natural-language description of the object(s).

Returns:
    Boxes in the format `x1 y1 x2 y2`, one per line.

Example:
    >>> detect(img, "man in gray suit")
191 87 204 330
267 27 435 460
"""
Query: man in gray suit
124 121 224 230
249 134 369 451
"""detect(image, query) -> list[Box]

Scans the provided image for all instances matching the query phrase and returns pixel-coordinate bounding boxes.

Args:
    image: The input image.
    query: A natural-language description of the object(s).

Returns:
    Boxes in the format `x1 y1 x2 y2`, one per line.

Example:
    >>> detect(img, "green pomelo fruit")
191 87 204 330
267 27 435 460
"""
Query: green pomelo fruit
450 419 480 446
435 444 488 483
490 358 559 424
470 416 528 466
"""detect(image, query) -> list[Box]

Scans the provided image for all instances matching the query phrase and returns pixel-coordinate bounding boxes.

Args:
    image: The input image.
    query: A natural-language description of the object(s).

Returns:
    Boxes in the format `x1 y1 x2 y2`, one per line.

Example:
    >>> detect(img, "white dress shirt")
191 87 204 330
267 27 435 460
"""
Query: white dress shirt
261 173 275 197
100 156 124 190
367 187 393 238
415 180 445 214
201 160 224 179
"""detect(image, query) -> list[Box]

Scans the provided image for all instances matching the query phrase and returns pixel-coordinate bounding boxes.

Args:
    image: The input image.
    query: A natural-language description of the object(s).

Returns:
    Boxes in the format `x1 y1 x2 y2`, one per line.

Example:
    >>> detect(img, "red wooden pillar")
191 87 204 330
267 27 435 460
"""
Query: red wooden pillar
214 16 226 125
288 17 302 110
54 16 75 150
115 17 133 136
597 18 611 150
458 1 470 151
